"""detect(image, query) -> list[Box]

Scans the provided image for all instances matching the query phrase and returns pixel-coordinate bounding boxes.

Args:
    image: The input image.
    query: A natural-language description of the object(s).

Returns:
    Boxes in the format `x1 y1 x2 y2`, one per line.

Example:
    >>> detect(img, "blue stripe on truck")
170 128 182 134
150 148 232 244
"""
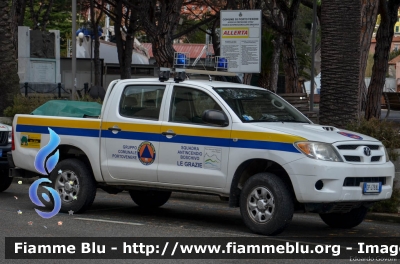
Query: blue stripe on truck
16 124 299 153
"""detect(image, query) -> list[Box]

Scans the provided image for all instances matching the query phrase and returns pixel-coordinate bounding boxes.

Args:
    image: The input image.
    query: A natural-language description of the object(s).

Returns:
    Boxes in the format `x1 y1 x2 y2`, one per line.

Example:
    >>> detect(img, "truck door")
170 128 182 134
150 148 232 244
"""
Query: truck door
100 82 167 182
157 85 231 188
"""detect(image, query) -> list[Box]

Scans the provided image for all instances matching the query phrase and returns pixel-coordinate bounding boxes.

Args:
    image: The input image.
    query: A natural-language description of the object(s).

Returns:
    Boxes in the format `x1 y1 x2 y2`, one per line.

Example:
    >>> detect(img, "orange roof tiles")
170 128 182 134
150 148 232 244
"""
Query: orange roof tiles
389 54 400 65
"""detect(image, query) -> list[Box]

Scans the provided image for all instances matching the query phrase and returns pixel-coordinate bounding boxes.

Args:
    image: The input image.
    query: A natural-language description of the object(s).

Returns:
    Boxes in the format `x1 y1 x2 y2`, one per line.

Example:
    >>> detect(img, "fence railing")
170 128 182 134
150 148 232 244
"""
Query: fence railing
21 82 90 99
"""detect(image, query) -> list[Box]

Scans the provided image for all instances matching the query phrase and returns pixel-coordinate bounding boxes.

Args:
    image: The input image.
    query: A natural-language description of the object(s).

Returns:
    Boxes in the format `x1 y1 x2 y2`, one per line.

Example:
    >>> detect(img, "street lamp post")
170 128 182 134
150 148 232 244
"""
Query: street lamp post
72 0 77 100
309 0 317 111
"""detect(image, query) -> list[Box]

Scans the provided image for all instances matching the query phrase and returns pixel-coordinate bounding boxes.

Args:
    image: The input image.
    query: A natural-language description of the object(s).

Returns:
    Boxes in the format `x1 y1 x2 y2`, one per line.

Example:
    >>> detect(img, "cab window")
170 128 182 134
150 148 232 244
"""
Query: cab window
119 85 165 120
169 86 222 124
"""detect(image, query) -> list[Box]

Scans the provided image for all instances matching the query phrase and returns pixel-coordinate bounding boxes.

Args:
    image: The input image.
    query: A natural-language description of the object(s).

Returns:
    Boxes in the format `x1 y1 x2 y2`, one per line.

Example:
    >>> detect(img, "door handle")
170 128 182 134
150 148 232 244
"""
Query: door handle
108 127 121 132
162 131 176 136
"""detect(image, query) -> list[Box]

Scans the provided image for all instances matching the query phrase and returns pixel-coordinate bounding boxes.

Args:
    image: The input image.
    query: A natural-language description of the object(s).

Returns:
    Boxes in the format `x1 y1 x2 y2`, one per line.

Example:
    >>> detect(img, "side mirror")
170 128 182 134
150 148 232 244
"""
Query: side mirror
202 110 229 127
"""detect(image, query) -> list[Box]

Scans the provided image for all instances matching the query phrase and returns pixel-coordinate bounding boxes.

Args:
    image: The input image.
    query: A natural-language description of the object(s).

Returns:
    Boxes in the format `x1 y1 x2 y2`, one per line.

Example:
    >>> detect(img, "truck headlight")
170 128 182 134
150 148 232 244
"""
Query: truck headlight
8 131 11 144
384 146 390 162
294 142 343 162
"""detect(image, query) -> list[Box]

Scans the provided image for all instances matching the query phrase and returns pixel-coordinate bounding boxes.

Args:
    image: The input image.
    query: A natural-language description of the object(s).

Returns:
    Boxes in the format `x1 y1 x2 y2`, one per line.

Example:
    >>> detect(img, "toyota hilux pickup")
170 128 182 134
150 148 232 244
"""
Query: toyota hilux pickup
8 71 395 235
0 123 12 192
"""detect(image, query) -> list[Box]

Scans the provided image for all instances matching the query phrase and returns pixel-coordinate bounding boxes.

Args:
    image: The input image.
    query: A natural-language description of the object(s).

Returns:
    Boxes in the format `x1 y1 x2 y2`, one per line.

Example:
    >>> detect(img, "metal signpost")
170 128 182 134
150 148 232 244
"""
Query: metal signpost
220 10 262 73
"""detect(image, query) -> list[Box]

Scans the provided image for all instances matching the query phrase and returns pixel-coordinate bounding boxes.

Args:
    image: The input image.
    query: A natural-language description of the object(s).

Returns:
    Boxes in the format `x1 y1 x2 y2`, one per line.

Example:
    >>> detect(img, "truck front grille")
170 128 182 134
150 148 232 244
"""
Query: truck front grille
337 145 380 150
334 143 384 164
371 156 381 162
344 155 361 162
0 131 8 146
343 177 386 186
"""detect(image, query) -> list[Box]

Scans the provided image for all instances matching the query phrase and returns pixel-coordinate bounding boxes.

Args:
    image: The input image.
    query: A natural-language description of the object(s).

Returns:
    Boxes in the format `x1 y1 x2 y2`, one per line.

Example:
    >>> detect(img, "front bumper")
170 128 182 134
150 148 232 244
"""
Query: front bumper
283 157 394 203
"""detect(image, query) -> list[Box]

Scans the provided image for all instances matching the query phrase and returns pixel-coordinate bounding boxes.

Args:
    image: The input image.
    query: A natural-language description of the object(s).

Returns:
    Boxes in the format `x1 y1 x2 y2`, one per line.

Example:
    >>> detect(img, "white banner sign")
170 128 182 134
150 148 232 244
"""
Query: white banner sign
220 10 261 73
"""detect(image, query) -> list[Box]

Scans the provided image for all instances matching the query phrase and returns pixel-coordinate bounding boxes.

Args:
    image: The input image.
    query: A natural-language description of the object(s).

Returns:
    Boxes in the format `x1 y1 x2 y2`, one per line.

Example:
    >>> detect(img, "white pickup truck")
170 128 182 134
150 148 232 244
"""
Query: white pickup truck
9 73 394 235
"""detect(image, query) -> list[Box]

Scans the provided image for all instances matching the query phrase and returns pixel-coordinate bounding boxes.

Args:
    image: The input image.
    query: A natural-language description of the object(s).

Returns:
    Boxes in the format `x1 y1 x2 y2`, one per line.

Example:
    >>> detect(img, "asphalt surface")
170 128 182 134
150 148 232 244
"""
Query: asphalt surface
1 182 400 264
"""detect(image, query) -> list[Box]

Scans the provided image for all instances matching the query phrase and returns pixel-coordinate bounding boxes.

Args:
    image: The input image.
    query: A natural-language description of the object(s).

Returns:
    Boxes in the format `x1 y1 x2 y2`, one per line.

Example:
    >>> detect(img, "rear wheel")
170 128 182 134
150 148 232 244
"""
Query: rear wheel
129 190 171 208
319 206 368 228
240 172 294 236
49 159 97 213
0 167 12 192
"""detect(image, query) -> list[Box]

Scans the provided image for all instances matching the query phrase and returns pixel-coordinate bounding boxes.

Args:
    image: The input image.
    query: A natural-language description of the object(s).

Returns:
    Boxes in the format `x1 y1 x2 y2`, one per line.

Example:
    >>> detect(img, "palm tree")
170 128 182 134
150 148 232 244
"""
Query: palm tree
365 0 400 120
0 0 20 113
319 0 361 127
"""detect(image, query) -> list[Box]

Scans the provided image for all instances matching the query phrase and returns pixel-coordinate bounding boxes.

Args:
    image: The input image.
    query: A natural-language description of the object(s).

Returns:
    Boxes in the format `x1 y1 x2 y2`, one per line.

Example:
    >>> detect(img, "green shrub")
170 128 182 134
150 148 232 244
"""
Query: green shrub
3 94 102 118
346 118 400 160
3 95 52 117
347 118 400 213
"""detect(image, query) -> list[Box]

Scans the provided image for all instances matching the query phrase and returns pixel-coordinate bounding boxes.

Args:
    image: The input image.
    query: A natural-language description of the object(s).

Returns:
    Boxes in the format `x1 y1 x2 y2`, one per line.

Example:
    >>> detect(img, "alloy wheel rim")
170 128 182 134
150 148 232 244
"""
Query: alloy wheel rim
247 186 275 223
54 170 80 203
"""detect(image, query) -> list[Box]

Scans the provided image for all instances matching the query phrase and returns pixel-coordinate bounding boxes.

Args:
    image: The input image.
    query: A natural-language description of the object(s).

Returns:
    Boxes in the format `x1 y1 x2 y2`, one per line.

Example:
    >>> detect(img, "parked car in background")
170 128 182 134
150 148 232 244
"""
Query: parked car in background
0 123 12 192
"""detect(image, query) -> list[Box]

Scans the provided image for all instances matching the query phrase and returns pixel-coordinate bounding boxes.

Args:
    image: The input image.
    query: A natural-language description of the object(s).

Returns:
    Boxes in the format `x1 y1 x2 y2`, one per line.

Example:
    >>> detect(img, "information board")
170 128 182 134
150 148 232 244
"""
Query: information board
220 10 261 73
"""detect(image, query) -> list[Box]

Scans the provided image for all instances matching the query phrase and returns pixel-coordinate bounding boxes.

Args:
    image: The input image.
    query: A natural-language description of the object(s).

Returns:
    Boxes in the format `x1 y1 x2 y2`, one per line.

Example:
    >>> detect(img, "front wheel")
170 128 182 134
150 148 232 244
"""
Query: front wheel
240 172 294 236
129 190 171 208
319 206 368 229
49 159 97 213
0 167 12 192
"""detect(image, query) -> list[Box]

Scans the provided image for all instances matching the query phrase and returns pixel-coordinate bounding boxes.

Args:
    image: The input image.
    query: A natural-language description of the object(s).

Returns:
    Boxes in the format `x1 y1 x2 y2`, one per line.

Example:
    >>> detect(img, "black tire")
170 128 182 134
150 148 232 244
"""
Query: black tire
319 206 368 229
0 167 12 192
239 172 294 236
49 159 96 213
129 190 171 208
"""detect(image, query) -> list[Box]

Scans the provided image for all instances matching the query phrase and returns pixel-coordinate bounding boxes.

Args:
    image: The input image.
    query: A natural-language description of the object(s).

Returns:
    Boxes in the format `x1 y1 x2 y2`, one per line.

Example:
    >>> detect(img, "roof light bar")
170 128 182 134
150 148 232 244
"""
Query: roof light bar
174 52 189 68
174 68 186 83
159 67 171 82
215 56 228 71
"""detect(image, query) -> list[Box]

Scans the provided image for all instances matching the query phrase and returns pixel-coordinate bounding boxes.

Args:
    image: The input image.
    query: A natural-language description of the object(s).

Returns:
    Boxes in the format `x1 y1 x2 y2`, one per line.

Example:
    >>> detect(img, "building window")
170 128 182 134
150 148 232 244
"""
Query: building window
396 26 399 32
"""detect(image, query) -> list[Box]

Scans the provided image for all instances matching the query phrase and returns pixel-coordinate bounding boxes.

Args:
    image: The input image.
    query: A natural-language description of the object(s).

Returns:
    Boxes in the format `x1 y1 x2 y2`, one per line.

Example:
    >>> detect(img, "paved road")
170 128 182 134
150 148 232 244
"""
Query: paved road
1 182 399 264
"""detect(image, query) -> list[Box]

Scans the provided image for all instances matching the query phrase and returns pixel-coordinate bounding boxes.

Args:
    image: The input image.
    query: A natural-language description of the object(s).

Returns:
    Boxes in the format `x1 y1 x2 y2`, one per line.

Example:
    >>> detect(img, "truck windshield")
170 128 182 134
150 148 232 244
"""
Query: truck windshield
213 88 310 123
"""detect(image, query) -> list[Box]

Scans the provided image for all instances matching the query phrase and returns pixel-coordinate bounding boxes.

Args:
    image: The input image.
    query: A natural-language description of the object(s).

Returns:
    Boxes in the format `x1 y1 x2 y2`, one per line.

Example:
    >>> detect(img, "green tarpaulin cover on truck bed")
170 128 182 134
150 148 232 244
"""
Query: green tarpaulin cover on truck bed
31 100 102 118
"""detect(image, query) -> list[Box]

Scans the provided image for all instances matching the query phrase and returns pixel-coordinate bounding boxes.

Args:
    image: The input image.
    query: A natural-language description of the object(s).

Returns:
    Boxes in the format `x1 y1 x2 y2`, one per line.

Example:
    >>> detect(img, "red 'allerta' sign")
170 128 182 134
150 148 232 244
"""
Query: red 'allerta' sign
223 30 248 36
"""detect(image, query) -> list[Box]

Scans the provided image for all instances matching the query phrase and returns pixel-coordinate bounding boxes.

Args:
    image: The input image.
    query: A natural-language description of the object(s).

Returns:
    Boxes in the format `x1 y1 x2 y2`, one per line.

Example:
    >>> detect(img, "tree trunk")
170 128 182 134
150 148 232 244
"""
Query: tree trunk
28 0 54 31
282 0 301 93
90 0 103 87
242 73 252 85
365 0 400 120
150 34 176 67
139 0 183 67
359 0 379 114
319 0 361 127
0 0 20 113
114 1 136 79
269 35 283 93
282 36 300 93
211 18 220 57
11 0 27 53
40 0 54 31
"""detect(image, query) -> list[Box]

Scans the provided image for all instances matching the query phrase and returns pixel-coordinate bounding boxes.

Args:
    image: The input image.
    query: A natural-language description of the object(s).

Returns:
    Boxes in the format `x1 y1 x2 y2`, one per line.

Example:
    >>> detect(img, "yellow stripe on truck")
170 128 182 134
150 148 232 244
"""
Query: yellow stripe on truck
17 116 101 129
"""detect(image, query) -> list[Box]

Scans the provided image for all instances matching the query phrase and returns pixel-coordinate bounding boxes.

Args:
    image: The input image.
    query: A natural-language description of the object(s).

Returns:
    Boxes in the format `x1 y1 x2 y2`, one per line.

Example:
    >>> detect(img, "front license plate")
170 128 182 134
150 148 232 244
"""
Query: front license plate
363 182 382 194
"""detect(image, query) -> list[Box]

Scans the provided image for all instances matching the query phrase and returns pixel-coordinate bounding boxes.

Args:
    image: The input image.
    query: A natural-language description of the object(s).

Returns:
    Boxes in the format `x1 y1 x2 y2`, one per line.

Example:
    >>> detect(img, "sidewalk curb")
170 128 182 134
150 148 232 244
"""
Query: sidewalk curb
365 213 400 224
